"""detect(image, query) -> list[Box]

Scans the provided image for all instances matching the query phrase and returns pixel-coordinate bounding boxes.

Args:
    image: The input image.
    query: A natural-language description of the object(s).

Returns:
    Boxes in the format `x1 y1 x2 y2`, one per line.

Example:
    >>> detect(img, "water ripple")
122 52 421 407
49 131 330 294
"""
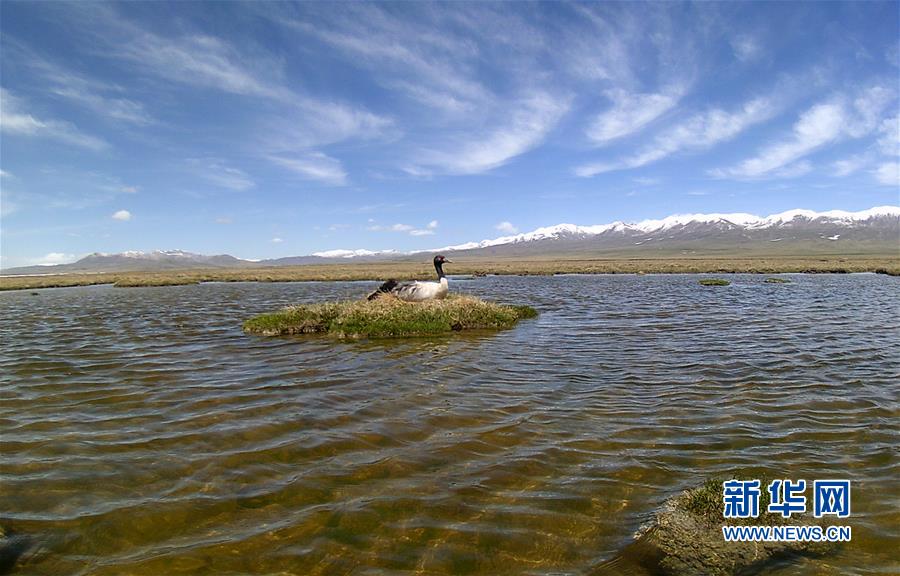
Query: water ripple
1 275 898 575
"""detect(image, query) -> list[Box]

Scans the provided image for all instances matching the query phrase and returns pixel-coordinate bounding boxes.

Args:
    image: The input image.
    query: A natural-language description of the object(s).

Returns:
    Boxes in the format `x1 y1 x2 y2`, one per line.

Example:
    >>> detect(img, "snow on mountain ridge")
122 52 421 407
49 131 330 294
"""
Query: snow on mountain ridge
311 249 399 258
424 206 900 253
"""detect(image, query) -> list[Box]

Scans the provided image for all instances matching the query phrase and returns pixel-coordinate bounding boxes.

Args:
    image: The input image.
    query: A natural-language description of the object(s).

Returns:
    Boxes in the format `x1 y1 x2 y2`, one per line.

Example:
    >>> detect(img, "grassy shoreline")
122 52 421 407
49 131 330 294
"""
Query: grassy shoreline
1 256 898 291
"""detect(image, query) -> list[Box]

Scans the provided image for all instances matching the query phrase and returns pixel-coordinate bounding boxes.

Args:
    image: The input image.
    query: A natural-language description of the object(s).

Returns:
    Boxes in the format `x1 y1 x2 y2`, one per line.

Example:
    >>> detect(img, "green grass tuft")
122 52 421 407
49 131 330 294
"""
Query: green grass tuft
676 474 785 527
243 294 537 338
698 278 731 286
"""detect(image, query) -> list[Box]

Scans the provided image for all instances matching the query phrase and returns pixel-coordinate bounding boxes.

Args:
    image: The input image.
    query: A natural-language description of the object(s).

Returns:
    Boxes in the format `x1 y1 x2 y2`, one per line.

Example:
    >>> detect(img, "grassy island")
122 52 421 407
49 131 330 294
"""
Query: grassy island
243 294 537 338
698 278 731 286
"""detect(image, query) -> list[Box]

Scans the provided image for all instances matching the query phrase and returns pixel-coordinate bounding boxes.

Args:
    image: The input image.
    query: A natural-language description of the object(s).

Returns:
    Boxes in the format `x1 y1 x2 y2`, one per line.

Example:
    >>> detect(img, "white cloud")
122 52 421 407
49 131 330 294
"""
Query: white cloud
368 221 437 236
31 252 79 266
832 154 871 177
53 86 152 125
846 86 895 137
731 35 761 63
281 4 491 114
577 96 775 176
873 162 900 185
414 93 569 175
713 103 844 178
215 217 232 224
495 221 518 234
79 5 392 151
268 152 348 186
115 28 290 101
714 87 896 179
877 115 899 156
0 170 10 178
10 43 154 125
271 237 283 243
773 160 813 178
586 87 682 145
0 88 108 151
112 209 131 221
187 158 254 191
120 186 139 194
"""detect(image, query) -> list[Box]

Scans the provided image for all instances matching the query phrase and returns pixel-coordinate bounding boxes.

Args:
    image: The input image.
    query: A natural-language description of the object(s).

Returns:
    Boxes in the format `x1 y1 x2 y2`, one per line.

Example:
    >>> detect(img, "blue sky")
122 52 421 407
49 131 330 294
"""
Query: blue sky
1 1 898 267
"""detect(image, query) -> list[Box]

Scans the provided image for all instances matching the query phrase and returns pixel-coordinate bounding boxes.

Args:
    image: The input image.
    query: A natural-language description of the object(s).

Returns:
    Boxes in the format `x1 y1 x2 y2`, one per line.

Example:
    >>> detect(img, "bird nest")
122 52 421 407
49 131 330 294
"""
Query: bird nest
243 294 537 338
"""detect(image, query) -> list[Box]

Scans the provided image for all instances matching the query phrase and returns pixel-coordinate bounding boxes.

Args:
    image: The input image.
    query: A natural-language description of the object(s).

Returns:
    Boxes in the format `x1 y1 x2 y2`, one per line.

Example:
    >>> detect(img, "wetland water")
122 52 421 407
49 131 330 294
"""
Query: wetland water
1 274 898 575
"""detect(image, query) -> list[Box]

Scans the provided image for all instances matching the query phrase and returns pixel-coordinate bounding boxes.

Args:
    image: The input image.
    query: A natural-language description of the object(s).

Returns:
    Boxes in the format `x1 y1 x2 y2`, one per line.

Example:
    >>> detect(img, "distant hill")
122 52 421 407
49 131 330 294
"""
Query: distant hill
1 250 255 276
3 206 897 275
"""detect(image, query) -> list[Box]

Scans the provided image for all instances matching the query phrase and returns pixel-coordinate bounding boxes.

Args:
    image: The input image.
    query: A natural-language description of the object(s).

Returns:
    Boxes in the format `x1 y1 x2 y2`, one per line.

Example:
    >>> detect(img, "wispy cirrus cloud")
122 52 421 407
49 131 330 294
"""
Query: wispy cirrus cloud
186 158 255 191
1 88 108 150
876 115 899 156
831 154 872 177
100 7 393 145
873 162 900 185
731 35 761 63
586 86 684 145
712 86 896 179
577 95 775 177
411 93 570 175
274 3 572 176
63 3 392 179
267 152 348 186
279 3 490 115
10 44 154 125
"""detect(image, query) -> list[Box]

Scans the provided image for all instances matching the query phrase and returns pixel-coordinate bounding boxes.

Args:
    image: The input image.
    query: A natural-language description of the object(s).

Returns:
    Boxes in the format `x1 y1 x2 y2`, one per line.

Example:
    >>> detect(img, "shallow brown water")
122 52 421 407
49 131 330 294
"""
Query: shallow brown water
1 274 898 575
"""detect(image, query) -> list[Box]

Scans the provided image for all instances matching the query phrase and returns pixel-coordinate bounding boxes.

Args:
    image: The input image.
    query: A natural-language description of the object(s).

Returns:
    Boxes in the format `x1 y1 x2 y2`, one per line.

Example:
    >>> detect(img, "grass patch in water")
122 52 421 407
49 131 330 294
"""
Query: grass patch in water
614 475 837 576
764 277 791 283
698 278 731 286
677 475 777 527
243 294 537 338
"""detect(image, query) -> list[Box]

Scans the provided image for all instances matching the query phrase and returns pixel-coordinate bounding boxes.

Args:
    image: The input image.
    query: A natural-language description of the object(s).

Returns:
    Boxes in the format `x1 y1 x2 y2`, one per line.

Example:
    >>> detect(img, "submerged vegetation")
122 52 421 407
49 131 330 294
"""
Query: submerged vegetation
607 476 837 576
243 294 537 338
698 278 731 286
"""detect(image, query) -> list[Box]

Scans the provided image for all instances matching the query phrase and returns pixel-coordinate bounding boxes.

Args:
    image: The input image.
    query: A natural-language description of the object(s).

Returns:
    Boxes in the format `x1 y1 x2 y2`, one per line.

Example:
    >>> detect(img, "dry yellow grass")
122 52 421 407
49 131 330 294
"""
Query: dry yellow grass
1 255 898 291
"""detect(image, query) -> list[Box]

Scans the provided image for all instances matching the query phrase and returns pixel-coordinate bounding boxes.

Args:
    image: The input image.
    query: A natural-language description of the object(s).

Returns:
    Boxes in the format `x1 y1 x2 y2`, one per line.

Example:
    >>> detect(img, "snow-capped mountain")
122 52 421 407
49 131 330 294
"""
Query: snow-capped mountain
82 250 249 266
3 250 254 275
426 206 900 253
76 250 250 268
3 206 897 275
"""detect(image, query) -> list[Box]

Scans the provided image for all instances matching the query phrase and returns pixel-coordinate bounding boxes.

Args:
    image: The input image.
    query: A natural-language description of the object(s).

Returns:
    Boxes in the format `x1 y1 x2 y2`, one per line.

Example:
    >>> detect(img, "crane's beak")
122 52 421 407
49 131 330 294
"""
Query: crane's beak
444 258 453 263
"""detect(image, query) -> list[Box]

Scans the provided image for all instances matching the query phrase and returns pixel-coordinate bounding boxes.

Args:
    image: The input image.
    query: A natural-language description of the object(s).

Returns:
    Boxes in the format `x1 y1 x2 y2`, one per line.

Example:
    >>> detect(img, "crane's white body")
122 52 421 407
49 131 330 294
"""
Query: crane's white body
368 256 452 302
391 277 449 302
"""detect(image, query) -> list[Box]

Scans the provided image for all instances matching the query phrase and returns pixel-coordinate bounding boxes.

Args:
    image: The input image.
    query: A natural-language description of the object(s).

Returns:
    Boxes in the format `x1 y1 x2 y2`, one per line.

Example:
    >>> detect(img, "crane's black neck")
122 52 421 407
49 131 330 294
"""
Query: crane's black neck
434 260 446 279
